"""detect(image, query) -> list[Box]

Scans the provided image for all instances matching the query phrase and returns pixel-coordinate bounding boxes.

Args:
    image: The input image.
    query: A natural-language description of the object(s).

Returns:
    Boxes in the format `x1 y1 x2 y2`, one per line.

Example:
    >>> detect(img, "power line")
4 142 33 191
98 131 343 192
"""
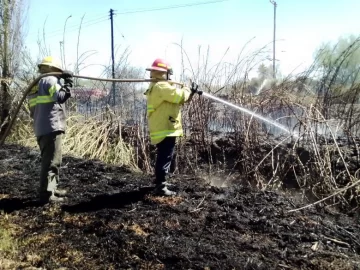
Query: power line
47 16 108 36
30 15 108 37
31 0 230 40
114 0 229 15
45 17 109 39
54 15 107 33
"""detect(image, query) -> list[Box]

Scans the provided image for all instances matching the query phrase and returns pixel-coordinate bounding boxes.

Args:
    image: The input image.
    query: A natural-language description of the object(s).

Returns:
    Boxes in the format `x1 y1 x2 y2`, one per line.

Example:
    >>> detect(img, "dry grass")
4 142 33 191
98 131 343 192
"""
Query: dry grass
139 262 165 270
8 112 139 170
128 223 149 237
146 195 184 206
23 233 55 246
59 249 85 264
64 114 136 168
63 214 92 226
177 47 360 208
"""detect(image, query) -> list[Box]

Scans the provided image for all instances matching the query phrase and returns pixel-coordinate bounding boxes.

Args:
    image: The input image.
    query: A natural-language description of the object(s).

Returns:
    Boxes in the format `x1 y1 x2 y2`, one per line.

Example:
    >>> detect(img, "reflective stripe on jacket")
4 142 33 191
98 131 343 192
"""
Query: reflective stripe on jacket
28 76 69 137
145 81 191 145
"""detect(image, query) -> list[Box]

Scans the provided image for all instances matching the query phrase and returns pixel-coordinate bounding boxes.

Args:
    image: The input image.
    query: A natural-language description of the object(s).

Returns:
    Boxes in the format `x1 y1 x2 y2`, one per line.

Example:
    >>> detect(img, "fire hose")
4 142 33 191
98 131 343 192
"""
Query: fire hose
0 73 297 146
0 73 184 146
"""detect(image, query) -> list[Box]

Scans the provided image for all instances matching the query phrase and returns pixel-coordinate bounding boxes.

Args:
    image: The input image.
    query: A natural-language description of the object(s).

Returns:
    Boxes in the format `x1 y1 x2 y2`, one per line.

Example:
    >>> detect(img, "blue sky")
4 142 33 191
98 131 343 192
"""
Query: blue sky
25 0 360 79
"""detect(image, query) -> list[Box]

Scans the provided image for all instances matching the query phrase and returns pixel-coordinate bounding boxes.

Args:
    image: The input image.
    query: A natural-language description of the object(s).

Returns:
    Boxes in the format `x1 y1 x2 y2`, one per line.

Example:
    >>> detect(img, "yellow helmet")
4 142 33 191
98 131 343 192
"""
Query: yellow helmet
38 56 63 71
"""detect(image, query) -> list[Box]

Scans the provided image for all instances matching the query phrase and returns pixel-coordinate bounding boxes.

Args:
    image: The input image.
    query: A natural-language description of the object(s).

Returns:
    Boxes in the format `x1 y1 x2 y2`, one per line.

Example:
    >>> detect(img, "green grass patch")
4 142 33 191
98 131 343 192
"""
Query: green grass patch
0 216 18 254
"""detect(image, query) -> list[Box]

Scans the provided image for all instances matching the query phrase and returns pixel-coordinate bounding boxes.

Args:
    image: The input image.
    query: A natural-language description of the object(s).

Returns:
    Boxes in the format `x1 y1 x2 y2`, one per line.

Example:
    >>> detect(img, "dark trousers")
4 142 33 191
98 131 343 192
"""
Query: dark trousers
155 136 176 186
37 131 63 196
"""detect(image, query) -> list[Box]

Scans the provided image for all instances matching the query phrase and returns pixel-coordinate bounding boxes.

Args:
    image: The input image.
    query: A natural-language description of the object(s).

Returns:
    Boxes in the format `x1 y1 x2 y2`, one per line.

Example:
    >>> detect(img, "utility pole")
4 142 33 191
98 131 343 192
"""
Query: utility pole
270 0 277 79
110 9 116 106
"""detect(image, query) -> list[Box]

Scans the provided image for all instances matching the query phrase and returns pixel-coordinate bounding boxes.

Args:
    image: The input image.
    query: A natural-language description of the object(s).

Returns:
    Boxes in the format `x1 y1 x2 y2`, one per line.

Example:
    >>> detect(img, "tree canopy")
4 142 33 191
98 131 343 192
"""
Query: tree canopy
315 35 360 85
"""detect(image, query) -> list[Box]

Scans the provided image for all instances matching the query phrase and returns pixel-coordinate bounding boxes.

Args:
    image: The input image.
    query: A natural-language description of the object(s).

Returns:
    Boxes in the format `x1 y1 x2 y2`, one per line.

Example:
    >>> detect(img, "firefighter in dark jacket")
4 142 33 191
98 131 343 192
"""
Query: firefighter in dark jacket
28 56 73 203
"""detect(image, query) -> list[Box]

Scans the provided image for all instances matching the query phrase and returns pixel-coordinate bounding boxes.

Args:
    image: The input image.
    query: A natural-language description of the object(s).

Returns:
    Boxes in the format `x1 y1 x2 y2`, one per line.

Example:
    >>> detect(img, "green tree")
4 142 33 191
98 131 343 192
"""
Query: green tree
316 35 360 86
0 0 27 138
257 63 271 81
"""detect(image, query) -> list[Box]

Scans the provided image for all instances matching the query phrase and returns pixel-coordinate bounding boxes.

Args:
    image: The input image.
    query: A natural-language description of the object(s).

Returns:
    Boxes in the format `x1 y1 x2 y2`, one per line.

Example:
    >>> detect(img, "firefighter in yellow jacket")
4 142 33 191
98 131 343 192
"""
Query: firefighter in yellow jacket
145 58 201 196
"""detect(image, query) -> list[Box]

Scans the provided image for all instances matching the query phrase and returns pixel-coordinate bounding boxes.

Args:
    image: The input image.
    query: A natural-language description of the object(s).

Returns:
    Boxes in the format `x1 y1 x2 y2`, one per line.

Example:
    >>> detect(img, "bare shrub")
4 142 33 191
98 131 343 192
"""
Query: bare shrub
5 34 360 209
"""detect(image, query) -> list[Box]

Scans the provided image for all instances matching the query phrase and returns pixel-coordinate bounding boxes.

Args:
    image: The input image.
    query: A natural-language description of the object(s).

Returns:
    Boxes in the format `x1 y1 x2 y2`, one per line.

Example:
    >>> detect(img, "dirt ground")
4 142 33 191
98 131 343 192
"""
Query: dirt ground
0 143 360 270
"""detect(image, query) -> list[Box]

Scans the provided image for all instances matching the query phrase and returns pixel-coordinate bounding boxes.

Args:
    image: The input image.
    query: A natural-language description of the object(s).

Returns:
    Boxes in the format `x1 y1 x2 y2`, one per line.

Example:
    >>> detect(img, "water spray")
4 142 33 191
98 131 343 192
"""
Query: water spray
256 79 268 95
201 92 298 138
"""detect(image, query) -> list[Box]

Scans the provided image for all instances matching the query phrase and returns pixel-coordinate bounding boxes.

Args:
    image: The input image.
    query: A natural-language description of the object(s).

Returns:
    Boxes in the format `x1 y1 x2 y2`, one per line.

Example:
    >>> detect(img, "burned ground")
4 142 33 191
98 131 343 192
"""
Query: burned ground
0 144 360 270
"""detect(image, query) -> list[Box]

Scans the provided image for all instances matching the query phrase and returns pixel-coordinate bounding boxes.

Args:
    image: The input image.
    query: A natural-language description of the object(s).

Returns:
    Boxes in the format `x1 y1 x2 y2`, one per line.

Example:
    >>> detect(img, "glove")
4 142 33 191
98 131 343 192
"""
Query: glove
64 78 73 88
61 70 73 78
63 85 71 93
61 70 74 88
190 82 202 95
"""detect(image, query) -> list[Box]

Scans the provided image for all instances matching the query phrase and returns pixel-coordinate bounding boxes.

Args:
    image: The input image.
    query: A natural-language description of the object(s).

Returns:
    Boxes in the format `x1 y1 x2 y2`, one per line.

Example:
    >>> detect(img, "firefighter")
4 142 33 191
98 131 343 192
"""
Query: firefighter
145 58 202 196
28 56 73 203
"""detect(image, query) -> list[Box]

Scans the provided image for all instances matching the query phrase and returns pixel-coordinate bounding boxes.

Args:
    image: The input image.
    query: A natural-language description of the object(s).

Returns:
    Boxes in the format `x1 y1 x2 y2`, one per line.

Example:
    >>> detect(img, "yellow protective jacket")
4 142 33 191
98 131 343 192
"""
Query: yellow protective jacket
145 81 191 145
